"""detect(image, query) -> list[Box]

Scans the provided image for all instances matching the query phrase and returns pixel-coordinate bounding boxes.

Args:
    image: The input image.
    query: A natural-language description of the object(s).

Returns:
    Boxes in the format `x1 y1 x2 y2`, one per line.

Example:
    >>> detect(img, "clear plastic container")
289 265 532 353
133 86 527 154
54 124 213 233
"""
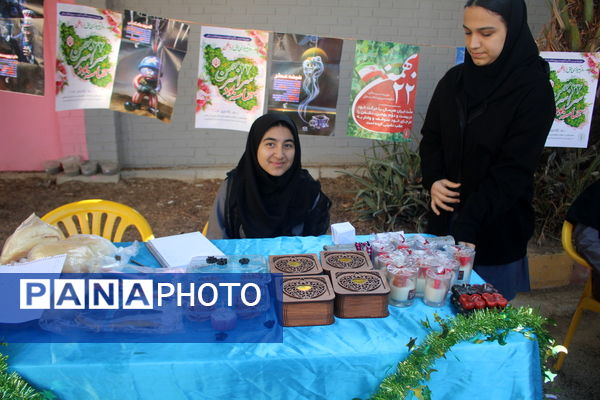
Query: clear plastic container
455 246 476 284
388 266 418 307
423 268 453 307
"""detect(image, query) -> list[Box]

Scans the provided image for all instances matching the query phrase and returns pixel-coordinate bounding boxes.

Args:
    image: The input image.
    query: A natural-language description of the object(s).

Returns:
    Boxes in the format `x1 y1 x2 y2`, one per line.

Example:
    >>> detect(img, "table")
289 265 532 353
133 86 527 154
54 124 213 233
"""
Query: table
2 235 543 399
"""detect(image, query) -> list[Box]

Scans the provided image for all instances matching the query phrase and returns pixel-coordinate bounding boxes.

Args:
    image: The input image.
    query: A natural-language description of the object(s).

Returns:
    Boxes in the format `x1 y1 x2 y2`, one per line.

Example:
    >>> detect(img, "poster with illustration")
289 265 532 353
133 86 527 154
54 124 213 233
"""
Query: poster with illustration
267 33 343 136
110 10 189 123
55 4 122 110
347 40 420 141
541 52 600 148
0 0 44 95
195 26 268 132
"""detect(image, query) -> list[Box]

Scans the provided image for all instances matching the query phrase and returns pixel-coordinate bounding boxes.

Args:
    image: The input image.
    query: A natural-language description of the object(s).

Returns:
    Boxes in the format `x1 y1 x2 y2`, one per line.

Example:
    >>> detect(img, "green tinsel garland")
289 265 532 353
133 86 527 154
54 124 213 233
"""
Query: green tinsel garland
368 306 556 400
0 346 54 400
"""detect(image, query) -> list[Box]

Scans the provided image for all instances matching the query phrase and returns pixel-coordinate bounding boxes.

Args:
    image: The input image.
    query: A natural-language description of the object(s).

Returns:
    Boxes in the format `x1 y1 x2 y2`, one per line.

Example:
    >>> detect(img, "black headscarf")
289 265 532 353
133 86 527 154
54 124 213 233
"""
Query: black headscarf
462 0 547 106
225 113 327 238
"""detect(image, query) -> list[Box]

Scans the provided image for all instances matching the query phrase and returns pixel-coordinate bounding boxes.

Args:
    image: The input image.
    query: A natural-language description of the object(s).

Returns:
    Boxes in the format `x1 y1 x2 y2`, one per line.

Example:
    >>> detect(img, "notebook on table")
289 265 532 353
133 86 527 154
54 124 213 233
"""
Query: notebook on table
146 232 224 269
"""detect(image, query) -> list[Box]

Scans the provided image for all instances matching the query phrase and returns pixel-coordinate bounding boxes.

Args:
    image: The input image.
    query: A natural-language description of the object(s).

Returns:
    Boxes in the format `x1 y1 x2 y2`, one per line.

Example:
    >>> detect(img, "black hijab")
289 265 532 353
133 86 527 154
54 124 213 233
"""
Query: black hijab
225 113 325 238
462 0 547 106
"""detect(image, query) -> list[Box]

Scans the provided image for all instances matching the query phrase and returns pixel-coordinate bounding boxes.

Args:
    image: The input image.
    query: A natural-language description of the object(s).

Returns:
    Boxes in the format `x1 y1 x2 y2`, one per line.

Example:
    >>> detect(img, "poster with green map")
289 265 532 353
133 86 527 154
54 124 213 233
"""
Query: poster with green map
541 51 600 148
56 3 122 110
195 26 268 132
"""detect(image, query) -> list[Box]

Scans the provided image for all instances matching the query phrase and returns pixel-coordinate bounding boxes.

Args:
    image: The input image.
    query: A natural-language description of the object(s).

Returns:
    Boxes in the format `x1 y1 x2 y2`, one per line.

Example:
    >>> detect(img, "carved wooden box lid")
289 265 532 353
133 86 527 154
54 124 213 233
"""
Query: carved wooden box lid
319 250 374 273
280 275 335 304
331 270 390 296
269 253 323 275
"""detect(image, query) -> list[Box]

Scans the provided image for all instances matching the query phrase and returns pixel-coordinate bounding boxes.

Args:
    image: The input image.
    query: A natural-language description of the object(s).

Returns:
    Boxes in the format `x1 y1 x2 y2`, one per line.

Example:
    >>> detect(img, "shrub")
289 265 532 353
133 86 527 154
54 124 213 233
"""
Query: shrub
342 142 429 233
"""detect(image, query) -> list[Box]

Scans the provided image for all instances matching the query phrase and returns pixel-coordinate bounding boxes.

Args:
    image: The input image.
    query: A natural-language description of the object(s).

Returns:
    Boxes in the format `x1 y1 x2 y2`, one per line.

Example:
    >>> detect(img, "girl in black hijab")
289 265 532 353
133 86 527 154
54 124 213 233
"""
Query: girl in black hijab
207 113 331 239
419 0 556 299
567 180 600 300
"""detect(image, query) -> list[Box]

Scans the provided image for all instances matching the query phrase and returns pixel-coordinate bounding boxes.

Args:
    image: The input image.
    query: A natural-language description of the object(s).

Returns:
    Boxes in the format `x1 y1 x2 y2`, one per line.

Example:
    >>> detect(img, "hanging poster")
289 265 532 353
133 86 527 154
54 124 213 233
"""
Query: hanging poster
110 10 189 123
0 0 44 95
195 26 268 132
541 52 600 148
267 33 343 136
55 4 122 110
347 40 420 141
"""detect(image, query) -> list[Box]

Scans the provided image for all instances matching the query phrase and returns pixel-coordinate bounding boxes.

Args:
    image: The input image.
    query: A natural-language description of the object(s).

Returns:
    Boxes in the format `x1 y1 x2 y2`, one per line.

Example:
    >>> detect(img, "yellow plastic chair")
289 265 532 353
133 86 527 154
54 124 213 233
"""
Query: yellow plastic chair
42 199 155 242
554 221 600 370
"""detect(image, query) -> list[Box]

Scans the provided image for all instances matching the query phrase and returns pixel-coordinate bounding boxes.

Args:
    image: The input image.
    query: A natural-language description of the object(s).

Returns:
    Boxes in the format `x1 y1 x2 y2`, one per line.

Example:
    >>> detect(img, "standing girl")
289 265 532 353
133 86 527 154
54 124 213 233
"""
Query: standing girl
419 0 555 299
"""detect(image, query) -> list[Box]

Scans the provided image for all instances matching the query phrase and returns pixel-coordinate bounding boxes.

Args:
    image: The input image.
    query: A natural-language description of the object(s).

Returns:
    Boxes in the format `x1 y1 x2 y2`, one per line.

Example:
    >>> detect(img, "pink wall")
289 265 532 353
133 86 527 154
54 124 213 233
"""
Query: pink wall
0 0 87 171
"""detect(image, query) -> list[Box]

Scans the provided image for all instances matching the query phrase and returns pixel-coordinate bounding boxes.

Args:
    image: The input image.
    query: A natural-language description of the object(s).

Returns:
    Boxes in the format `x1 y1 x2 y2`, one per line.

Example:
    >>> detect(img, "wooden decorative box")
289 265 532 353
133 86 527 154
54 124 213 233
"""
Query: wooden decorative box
269 254 323 276
330 270 390 319
319 250 374 275
276 275 335 327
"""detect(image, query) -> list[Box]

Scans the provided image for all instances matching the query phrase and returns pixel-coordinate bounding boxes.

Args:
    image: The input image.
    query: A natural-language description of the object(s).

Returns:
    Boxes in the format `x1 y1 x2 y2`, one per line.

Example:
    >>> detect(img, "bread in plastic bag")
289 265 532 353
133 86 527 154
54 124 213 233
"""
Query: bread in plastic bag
1 213 65 264
28 234 118 273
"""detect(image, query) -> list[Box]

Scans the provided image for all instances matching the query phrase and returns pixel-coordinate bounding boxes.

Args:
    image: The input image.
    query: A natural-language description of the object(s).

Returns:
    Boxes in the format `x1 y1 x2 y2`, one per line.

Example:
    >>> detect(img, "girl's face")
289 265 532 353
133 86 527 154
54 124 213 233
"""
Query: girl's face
257 125 295 176
463 6 507 66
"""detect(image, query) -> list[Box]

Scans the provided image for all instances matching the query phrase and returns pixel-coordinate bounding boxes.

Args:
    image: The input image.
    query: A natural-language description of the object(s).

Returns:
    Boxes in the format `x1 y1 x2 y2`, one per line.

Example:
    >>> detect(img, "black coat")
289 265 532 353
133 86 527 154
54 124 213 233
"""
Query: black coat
419 63 555 265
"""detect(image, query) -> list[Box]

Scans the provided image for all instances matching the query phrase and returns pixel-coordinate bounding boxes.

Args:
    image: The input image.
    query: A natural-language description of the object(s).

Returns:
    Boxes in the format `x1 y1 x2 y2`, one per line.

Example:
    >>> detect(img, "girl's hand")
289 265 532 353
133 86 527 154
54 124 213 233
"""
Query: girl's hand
430 179 461 215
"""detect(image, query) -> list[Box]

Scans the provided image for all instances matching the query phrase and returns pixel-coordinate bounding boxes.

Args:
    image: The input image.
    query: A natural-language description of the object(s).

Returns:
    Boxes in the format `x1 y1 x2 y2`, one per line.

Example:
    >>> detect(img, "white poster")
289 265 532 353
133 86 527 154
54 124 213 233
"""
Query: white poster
55 4 122 110
195 26 268 132
541 52 600 148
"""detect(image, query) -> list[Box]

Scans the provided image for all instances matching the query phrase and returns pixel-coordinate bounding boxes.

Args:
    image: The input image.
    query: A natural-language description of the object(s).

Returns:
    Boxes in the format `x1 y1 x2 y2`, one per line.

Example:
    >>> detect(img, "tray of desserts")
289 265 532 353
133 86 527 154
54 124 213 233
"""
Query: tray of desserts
450 283 508 314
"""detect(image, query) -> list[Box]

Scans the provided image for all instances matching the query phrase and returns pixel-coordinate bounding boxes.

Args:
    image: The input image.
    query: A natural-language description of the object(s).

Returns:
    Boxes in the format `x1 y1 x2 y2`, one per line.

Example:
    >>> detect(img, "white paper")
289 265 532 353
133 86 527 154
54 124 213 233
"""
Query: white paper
147 232 224 268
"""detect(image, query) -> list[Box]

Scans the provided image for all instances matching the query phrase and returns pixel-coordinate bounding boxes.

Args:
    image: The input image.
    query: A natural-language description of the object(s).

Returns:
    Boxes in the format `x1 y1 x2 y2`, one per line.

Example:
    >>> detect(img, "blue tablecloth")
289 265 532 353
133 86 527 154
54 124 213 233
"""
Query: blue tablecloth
2 235 542 400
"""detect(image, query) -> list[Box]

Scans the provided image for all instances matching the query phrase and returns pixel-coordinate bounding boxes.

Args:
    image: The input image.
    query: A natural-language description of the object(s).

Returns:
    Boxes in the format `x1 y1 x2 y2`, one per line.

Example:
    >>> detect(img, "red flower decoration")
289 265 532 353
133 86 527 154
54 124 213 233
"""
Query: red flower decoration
56 59 68 94
196 79 212 113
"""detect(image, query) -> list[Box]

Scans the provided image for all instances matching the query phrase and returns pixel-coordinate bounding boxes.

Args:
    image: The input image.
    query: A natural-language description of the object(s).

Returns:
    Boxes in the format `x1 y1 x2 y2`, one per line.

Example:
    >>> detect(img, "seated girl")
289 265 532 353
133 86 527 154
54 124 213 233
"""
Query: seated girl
567 180 600 300
206 113 331 239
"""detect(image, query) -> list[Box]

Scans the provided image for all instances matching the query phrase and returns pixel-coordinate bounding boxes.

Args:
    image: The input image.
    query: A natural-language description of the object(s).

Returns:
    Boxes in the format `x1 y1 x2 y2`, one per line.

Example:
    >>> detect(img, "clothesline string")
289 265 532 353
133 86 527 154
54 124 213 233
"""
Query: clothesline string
122 11 461 50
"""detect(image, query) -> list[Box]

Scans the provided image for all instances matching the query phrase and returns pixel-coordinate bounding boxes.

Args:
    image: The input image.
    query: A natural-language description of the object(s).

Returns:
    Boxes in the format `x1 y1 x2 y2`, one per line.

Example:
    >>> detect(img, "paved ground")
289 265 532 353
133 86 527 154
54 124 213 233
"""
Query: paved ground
512 268 600 399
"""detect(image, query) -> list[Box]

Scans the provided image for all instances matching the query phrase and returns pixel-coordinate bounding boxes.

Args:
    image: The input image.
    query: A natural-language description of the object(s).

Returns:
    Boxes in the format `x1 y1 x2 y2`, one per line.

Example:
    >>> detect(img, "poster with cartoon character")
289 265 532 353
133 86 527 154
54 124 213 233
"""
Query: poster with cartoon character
195 26 268 132
56 4 122 110
541 52 600 148
110 10 189 123
0 0 44 95
347 40 420 142
267 33 343 136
